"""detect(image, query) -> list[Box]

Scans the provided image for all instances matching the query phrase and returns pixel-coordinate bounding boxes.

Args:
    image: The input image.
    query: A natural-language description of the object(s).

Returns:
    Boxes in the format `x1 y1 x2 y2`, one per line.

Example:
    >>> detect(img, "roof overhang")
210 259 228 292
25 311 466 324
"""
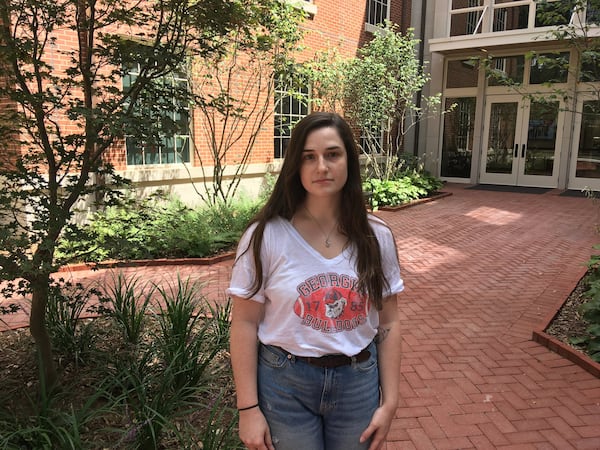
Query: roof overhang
429 27 600 55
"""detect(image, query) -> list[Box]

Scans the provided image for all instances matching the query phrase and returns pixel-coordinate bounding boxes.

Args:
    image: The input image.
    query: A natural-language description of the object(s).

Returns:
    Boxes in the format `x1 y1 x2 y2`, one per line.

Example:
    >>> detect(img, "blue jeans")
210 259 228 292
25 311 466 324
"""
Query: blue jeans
257 341 380 450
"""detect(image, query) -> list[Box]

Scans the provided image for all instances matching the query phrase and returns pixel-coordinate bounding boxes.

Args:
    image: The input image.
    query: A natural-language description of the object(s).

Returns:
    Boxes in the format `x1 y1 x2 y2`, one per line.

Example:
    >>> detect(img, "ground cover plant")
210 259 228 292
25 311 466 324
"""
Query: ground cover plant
363 155 444 210
57 192 263 264
0 274 241 449
546 263 600 364
572 251 600 361
58 168 443 263
545 190 600 364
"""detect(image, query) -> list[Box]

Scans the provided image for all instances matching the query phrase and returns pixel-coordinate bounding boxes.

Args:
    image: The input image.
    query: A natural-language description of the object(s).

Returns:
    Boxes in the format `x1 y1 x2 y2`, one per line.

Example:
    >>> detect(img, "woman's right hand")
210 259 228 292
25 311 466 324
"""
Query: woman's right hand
238 407 274 450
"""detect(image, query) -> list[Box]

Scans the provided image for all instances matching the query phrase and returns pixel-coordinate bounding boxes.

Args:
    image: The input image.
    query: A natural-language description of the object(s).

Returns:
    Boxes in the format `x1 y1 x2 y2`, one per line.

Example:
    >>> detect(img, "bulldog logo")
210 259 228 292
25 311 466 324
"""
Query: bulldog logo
324 289 347 319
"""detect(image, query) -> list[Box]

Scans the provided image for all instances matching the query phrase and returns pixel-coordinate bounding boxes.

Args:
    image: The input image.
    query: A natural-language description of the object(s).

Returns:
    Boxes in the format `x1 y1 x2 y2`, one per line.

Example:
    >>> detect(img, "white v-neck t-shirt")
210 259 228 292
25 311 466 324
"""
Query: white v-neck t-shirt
227 215 404 357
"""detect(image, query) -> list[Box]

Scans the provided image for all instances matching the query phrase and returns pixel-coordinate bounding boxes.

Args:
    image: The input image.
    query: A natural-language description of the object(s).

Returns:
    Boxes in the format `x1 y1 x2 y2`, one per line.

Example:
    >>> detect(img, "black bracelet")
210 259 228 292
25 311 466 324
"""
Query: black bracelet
237 403 259 412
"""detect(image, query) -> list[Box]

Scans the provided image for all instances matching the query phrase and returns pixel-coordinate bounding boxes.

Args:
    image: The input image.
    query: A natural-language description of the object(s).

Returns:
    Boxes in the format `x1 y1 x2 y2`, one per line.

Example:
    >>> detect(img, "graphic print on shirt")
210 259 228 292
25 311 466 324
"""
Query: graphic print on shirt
293 272 369 333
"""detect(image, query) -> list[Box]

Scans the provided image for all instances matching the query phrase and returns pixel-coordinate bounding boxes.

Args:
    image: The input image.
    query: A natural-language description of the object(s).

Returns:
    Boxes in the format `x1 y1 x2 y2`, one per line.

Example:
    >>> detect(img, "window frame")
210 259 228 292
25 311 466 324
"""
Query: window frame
365 0 390 33
123 62 191 167
273 72 310 159
447 0 580 37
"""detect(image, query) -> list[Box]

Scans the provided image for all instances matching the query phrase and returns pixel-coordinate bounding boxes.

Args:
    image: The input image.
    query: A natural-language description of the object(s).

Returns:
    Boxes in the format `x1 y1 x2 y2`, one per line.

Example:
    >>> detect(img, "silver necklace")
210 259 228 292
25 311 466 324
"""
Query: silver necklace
304 206 338 248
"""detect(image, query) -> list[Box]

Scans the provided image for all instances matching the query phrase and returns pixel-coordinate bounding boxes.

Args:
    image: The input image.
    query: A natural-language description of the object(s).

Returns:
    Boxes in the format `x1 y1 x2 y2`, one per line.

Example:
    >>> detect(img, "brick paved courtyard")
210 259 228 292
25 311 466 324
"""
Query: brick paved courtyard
2 183 600 448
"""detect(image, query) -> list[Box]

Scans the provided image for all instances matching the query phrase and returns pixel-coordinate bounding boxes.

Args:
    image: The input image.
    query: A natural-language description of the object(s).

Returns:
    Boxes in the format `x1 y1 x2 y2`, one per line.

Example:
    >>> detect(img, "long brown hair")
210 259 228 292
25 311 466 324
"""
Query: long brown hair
241 112 389 309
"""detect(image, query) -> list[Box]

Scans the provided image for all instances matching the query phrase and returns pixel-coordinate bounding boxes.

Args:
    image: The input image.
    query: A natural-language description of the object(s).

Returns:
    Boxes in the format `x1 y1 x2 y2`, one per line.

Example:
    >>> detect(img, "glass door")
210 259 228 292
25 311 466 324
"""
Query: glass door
568 98 600 191
520 101 561 187
480 95 562 187
480 96 521 184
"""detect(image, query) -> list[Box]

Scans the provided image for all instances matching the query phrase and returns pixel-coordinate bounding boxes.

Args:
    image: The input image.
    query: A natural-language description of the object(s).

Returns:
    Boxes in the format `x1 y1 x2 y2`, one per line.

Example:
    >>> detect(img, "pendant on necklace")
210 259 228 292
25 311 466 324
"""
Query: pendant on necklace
325 238 331 248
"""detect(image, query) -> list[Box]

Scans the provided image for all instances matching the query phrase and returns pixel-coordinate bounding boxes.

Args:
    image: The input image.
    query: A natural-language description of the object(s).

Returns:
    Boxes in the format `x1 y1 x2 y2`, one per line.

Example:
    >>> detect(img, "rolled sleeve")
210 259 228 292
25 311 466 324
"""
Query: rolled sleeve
226 223 266 303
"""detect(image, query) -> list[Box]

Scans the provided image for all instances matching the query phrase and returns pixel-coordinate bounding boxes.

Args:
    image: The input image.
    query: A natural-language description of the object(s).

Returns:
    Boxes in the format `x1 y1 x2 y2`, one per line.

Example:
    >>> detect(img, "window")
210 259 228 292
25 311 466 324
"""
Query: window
450 0 484 36
446 59 479 89
366 0 389 27
586 0 600 24
535 0 575 28
487 55 525 86
466 0 483 33
575 101 600 178
529 52 570 84
274 72 309 159
580 52 600 82
493 0 529 32
123 63 190 166
443 0 585 37
441 97 476 178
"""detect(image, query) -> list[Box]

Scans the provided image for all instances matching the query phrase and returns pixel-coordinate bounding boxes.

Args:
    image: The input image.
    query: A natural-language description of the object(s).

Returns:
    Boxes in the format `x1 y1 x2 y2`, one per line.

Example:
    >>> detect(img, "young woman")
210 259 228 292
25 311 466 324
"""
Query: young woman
228 112 403 450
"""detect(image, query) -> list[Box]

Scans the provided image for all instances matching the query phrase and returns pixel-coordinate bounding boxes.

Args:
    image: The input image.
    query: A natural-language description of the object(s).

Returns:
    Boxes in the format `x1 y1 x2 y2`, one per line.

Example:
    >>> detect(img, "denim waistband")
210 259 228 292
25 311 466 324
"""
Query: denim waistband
261 342 372 368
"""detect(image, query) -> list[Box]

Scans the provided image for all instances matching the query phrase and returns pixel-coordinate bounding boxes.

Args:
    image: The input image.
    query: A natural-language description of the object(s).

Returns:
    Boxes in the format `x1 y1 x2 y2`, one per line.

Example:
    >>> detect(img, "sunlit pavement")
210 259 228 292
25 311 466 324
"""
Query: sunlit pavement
3 183 600 448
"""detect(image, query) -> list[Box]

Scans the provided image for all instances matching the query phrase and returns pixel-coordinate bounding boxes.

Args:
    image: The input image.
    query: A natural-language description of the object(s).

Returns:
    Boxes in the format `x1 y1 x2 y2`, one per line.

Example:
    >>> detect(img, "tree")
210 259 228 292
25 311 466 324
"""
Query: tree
345 23 442 181
535 0 600 108
305 22 442 181
0 0 276 387
304 46 348 114
188 2 305 206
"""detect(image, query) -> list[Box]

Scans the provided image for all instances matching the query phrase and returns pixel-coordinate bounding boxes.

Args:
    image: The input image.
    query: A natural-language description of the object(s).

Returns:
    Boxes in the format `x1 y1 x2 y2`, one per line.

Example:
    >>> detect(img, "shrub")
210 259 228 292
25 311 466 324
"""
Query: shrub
57 191 262 263
0 272 241 449
363 169 443 210
570 246 600 362
103 272 154 344
45 278 108 366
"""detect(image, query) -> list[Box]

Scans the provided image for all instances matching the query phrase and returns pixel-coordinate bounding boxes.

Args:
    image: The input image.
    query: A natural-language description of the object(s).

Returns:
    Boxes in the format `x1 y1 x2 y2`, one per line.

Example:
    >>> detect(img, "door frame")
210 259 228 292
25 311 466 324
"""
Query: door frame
479 94 524 186
568 94 600 192
479 94 563 188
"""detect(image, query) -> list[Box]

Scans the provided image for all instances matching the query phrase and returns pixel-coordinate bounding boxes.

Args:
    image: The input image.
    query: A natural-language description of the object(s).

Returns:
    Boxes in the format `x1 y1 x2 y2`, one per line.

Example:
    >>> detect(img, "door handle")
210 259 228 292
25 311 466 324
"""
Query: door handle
522 144 526 158
514 144 518 158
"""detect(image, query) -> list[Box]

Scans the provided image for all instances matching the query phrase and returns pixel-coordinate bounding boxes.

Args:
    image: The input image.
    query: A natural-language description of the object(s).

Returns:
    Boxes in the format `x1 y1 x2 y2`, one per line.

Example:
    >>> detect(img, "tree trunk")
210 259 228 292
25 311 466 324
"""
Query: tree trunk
29 277 57 388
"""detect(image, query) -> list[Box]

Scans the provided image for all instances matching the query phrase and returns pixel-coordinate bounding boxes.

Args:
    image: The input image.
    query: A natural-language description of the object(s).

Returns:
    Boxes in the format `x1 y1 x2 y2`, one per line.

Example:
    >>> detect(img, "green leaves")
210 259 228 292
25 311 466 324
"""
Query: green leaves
346 23 427 130
56 191 262 263
303 21 442 181
570 258 600 362
1 273 240 448
363 167 442 210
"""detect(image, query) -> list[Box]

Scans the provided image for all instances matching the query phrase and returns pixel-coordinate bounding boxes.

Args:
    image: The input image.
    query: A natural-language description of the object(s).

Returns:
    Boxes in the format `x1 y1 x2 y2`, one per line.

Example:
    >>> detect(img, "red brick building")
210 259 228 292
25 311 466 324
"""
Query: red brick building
98 0 410 204
1 1 410 207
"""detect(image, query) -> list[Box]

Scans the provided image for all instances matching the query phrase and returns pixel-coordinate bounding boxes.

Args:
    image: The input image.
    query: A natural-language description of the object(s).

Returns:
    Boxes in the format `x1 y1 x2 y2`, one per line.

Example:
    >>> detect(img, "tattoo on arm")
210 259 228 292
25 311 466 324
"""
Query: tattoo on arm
375 326 390 344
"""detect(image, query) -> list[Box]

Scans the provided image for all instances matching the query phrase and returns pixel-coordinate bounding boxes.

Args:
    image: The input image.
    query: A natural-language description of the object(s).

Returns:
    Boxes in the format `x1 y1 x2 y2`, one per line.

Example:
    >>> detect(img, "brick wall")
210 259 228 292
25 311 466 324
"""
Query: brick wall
2 0 410 180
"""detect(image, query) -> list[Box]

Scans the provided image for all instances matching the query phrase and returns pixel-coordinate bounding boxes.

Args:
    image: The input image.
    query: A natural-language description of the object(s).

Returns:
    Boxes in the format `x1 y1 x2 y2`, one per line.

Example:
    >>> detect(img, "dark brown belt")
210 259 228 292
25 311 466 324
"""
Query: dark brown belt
291 348 371 368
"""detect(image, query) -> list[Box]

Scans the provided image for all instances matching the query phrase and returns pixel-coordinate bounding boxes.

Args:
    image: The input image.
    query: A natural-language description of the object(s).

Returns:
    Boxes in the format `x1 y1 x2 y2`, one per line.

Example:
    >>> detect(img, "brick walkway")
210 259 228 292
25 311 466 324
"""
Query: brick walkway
2 183 600 448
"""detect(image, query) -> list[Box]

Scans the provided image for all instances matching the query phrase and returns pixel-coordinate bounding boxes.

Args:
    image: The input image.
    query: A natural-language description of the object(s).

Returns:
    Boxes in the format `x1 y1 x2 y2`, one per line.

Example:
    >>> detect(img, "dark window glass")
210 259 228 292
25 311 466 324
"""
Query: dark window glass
274 71 309 158
580 52 600 82
487 56 525 86
493 5 529 31
535 0 575 27
586 0 600 24
441 97 476 178
576 100 600 179
529 52 570 84
123 61 191 166
446 60 479 88
367 0 389 26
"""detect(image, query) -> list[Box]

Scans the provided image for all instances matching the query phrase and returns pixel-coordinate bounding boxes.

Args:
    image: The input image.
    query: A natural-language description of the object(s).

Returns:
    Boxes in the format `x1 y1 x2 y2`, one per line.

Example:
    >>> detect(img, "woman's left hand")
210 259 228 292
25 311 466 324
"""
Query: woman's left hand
361 294 401 449
359 404 395 450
